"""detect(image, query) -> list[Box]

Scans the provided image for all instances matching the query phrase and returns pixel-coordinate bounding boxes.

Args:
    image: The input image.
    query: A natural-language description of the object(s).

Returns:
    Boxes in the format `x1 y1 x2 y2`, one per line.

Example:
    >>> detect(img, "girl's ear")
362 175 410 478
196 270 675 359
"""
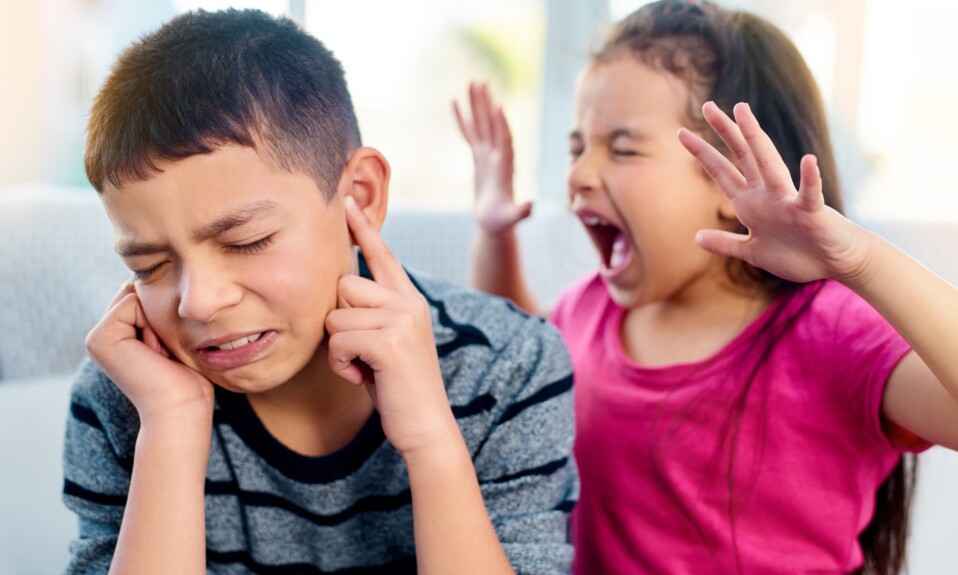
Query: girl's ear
338 147 390 231
717 192 737 224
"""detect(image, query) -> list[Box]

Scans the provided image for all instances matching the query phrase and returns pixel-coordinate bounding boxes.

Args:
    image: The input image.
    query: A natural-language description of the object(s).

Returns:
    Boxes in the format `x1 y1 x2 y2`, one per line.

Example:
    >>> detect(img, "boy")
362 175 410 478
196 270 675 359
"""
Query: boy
62 9 576 574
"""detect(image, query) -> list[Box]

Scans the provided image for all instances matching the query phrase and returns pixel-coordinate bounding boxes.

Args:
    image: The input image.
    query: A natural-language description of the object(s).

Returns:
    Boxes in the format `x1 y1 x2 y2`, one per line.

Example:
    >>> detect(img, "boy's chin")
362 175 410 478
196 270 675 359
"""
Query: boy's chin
206 372 288 395
197 361 301 395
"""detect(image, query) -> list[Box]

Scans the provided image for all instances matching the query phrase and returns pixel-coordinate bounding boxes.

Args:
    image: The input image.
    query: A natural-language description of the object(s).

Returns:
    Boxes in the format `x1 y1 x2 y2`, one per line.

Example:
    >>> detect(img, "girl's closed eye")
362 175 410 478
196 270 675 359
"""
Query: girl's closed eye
612 148 639 157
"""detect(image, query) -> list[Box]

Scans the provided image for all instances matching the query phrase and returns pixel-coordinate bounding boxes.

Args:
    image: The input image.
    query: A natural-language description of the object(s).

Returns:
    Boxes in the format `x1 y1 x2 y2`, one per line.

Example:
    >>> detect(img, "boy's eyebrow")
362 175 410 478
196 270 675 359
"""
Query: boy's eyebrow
115 200 279 258
193 200 279 242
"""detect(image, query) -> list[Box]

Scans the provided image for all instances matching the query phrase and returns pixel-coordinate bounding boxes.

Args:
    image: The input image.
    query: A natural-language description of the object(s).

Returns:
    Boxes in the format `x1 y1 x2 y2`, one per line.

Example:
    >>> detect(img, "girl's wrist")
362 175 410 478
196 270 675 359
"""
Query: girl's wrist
475 224 519 246
833 223 883 292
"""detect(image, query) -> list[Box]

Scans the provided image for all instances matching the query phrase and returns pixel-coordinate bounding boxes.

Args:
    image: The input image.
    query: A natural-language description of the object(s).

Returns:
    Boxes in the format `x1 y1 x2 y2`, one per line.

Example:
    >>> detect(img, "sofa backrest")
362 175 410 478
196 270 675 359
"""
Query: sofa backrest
3 184 956 382
0 186 597 381
0 185 130 380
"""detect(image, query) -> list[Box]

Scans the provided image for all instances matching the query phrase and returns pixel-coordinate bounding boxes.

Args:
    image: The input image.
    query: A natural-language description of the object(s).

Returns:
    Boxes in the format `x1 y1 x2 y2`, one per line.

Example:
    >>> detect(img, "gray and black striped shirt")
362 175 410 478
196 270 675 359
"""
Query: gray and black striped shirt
62 269 577 574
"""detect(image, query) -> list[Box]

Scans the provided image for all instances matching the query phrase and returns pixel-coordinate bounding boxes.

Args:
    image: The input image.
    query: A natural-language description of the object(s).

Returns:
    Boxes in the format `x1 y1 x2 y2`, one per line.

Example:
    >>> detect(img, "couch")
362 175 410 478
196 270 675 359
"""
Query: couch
1 183 956 574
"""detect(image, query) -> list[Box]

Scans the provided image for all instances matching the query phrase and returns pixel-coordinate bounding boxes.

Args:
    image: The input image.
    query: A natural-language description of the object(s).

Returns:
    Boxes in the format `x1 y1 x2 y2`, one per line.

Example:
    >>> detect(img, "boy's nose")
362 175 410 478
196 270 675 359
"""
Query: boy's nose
177 265 243 323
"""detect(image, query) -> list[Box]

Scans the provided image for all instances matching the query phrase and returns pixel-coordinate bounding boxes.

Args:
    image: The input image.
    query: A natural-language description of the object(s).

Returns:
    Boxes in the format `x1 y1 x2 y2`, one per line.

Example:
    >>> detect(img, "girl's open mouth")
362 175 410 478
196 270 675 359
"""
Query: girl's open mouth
578 211 634 277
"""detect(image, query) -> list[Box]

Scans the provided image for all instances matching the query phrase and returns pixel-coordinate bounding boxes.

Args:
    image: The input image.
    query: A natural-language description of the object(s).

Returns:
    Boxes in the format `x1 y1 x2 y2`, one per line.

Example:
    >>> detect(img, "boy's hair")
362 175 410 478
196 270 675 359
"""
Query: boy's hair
596 3 916 575
85 8 361 199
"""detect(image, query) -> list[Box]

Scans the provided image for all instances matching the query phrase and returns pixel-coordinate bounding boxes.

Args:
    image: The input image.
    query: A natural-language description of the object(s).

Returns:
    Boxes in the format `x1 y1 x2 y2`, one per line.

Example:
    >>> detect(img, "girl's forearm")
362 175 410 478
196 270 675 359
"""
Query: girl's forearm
470 229 541 317
849 230 958 393
109 420 211 575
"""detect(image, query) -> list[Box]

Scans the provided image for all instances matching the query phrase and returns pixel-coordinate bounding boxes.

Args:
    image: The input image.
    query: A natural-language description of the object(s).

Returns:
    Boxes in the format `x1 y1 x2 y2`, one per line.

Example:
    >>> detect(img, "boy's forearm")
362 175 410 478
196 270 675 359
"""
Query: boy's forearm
109 420 211 575
403 421 515 575
470 229 541 316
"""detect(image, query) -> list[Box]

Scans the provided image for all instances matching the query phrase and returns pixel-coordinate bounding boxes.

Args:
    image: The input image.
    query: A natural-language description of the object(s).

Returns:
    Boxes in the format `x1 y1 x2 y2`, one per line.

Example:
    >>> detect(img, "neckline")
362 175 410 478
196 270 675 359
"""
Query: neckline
214 386 387 484
604 282 819 381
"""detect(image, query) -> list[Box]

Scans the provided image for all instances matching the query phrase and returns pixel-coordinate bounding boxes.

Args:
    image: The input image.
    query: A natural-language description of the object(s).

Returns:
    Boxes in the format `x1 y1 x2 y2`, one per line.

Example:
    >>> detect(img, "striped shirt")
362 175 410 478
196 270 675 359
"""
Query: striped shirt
62 268 577 574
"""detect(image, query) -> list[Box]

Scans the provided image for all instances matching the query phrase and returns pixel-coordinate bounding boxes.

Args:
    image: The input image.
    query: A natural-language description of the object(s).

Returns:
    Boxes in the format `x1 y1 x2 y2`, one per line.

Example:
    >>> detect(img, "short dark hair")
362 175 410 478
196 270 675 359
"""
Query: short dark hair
85 8 361 199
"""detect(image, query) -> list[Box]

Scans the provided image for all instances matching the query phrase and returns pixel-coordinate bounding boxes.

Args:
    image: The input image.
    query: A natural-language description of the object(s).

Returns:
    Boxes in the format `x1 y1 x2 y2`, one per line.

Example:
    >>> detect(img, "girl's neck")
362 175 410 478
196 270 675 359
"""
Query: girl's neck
621 278 776 368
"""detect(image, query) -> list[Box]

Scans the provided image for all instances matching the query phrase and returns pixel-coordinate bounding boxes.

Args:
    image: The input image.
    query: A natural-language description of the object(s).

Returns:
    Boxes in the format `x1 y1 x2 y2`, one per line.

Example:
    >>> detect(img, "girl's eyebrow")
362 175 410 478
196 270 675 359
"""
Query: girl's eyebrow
115 200 278 258
609 127 649 141
568 127 650 142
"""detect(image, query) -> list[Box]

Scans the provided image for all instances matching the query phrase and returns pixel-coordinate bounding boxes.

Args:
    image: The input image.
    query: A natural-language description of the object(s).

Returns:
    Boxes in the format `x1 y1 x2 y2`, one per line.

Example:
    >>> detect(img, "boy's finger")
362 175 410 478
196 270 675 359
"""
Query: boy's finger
733 103 794 194
344 195 415 294
677 128 747 197
327 330 381 385
326 307 387 334
701 102 761 185
335 274 395 310
106 281 136 310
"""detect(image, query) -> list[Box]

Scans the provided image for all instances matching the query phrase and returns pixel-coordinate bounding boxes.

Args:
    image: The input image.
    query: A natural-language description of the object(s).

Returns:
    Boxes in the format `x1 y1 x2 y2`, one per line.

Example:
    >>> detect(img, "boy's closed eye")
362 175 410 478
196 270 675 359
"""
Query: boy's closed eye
223 233 275 255
127 234 277 282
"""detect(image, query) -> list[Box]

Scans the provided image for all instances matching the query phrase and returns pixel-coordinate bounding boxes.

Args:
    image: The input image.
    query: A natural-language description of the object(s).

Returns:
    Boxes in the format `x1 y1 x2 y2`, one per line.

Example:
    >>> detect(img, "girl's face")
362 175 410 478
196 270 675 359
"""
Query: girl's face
568 54 737 310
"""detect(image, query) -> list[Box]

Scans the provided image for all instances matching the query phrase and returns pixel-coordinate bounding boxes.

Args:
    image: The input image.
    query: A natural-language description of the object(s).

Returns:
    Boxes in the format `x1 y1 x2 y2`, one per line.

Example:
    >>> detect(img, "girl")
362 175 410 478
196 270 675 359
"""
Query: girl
454 1 958 573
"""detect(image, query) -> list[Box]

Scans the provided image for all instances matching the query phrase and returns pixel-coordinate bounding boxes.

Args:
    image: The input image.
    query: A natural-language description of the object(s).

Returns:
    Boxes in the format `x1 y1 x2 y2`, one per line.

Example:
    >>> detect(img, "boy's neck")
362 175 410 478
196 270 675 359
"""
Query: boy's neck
246 344 375 457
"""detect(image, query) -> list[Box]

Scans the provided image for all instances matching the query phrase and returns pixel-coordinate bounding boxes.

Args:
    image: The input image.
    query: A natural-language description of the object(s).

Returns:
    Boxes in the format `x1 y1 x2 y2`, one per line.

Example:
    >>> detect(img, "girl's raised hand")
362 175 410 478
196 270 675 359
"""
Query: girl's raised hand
678 101 871 287
453 82 532 235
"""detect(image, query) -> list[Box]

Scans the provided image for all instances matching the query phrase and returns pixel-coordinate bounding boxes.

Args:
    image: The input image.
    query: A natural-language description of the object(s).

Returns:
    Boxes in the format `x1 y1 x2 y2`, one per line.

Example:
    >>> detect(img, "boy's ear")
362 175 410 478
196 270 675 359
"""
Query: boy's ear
338 147 390 231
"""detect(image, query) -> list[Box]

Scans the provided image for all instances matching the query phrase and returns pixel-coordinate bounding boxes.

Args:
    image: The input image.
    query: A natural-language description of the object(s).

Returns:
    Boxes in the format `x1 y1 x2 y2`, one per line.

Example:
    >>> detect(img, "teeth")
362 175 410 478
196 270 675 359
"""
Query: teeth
582 215 611 227
216 332 263 351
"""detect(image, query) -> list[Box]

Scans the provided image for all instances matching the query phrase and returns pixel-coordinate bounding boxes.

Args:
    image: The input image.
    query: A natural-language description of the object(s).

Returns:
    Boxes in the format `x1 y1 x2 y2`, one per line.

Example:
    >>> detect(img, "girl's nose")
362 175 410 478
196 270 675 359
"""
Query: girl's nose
176 263 243 323
568 152 602 201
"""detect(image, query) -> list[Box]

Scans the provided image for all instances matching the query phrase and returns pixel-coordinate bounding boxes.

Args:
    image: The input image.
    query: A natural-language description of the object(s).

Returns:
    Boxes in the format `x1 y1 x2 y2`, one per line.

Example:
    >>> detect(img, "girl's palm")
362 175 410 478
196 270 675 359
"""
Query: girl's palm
678 102 869 285
454 82 531 235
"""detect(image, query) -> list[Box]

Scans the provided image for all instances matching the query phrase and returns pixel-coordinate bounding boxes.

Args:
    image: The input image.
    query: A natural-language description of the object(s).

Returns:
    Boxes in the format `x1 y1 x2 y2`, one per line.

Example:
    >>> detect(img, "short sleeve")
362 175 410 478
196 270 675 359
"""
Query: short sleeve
813 282 914 449
470 316 577 575
61 360 138 575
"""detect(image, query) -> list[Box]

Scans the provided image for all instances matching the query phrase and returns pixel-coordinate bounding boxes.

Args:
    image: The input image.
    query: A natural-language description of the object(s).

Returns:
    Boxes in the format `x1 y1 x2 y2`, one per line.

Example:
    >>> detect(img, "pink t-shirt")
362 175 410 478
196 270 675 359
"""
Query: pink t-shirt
553 275 920 574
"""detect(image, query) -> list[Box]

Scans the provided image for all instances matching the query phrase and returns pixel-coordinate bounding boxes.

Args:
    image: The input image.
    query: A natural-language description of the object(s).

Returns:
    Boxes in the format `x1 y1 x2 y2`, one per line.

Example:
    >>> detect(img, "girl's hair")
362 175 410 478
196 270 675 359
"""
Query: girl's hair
593 2 916 573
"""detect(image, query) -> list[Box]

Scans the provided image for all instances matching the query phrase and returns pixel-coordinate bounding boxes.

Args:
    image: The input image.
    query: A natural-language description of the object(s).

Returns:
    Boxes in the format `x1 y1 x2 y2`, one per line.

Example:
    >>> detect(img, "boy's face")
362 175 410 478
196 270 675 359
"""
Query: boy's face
102 145 354 393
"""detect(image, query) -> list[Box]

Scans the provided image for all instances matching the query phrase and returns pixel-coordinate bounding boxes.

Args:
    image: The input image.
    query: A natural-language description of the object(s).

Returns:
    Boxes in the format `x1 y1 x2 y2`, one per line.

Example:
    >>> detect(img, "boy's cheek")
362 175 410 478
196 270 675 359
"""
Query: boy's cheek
134 291 181 353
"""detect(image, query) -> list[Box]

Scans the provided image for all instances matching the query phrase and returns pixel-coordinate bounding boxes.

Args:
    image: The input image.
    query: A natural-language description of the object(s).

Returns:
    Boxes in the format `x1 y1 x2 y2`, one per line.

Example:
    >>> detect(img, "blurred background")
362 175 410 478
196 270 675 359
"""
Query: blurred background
3 0 958 221
1 1 957 573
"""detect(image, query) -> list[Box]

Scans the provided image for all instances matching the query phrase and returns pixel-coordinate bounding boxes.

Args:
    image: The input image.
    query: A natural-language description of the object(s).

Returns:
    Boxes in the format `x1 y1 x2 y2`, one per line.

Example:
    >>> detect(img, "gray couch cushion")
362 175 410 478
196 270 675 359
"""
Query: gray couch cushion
0 185 129 380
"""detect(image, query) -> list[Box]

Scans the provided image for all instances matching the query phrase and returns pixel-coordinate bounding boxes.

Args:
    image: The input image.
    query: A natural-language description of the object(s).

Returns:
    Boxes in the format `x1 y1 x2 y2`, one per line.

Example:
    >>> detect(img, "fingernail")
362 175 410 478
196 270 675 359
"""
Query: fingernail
344 195 358 211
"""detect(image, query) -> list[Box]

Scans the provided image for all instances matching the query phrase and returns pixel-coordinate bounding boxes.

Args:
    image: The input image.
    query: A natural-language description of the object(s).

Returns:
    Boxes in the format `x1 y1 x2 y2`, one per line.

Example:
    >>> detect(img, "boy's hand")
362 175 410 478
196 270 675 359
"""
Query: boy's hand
678 101 871 287
326 196 458 457
85 283 215 426
454 82 532 235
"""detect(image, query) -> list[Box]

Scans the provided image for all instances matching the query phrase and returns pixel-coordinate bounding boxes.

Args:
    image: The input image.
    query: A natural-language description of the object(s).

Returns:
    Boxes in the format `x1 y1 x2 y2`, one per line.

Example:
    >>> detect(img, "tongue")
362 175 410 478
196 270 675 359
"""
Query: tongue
609 233 631 270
